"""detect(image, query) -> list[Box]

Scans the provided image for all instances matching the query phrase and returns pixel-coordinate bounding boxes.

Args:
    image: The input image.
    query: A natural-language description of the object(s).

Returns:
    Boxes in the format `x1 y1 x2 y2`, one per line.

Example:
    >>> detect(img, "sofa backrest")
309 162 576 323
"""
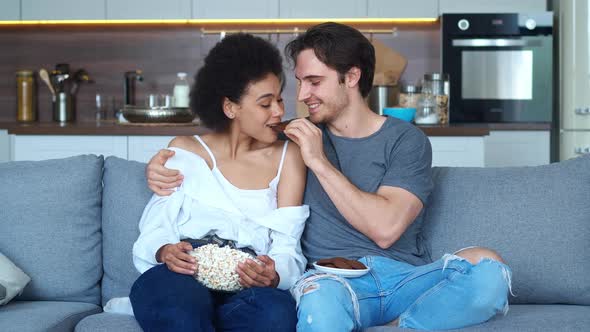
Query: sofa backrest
0 155 103 304
423 155 590 305
100 157 151 306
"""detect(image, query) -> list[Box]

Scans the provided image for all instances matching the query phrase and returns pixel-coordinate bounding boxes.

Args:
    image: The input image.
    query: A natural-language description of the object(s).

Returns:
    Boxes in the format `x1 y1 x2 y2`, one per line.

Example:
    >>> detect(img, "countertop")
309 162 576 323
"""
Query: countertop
0 121 552 137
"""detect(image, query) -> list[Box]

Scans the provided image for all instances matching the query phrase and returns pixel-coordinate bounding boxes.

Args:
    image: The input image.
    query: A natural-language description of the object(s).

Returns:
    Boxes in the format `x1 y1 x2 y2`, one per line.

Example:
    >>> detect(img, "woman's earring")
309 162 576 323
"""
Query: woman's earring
226 113 234 119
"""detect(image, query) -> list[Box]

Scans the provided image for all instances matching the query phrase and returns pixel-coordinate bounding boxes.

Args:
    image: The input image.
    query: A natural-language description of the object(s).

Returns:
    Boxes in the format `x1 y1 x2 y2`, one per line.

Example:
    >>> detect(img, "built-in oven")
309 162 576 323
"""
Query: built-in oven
442 13 553 123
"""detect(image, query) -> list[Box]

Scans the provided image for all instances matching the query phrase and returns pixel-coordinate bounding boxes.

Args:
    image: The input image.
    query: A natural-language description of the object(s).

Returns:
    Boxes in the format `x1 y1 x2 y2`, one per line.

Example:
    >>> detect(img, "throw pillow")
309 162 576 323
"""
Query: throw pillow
0 252 31 305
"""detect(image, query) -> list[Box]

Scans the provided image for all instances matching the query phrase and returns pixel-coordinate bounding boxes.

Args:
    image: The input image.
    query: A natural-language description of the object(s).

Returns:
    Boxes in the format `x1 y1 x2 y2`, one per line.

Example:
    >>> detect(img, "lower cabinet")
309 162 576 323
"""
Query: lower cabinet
429 136 485 167
0 130 10 162
11 135 127 161
484 131 550 167
127 136 174 163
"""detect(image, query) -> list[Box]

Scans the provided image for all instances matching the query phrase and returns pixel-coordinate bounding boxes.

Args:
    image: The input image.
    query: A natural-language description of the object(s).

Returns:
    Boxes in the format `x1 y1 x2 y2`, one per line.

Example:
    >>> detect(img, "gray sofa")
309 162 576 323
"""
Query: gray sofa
0 154 589 332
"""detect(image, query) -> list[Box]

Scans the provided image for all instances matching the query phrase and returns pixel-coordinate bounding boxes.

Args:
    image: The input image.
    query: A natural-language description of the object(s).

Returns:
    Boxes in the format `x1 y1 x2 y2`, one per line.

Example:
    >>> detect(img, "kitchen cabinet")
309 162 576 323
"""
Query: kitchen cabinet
128 136 174 163
0 130 9 162
560 131 590 161
11 135 127 161
0 0 20 20
106 0 191 20
192 0 278 19
429 136 485 167
439 0 546 14
484 131 550 167
368 0 438 19
21 0 106 20
279 0 367 19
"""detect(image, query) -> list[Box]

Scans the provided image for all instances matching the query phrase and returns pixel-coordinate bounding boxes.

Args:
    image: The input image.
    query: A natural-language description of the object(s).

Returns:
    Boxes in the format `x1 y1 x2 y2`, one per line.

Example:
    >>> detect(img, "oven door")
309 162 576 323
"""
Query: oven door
445 36 553 122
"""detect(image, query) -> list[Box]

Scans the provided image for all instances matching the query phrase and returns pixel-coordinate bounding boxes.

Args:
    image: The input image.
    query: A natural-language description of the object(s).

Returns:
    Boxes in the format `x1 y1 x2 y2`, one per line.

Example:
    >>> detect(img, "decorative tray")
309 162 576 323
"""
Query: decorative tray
120 106 196 123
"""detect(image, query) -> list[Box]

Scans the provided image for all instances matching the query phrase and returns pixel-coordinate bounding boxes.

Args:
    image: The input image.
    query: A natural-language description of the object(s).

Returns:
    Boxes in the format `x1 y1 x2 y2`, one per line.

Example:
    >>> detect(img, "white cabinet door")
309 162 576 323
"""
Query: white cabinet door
128 136 174 163
21 0 106 20
368 0 438 19
193 0 278 19
560 131 590 161
484 131 550 167
0 130 10 162
429 136 485 167
11 135 127 161
280 0 367 18
439 0 546 14
0 0 20 20
106 0 191 19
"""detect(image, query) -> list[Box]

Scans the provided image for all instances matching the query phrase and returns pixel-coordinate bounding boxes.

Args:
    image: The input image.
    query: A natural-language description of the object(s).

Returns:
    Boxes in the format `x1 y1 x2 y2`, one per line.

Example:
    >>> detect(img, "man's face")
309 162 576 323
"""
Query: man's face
294 49 349 124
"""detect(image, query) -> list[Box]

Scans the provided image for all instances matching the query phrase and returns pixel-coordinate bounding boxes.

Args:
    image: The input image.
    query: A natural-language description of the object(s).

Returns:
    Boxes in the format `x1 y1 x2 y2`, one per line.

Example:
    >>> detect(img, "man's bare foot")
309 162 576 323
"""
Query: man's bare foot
386 318 399 326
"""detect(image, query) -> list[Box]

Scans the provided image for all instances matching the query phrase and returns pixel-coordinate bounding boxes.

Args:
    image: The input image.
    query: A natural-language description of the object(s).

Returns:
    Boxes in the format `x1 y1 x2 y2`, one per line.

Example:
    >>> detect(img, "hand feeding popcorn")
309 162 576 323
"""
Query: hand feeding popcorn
189 244 259 292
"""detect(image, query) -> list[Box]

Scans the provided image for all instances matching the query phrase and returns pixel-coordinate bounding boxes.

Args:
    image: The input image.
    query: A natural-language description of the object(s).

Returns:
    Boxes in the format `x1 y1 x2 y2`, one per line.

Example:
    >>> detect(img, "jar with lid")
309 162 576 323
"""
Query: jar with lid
398 84 421 108
16 70 37 122
415 93 439 125
422 73 450 125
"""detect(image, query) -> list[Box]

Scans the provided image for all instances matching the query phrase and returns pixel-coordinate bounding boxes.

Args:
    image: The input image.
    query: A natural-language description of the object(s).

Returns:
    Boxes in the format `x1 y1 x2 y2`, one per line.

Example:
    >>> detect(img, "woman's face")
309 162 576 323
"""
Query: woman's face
231 73 285 144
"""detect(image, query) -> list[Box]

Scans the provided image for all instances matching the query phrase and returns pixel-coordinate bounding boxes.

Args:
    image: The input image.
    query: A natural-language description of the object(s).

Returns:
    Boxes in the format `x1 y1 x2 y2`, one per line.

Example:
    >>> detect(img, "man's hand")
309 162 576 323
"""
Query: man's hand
283 118 329 171
236 255 280 288
157 241 197 275
146 149 183 196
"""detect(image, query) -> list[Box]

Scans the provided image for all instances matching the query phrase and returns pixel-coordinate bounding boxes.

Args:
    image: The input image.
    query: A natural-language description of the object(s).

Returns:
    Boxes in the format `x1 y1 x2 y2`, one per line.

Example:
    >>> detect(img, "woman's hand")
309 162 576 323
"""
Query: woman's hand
237 255 280 288
156 241 197 275
146 149 184 196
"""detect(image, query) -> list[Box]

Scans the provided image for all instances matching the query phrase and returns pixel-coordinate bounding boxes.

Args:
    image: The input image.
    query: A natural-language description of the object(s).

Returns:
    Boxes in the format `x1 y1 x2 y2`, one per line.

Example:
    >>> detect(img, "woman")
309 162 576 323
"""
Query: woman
129 34 308 332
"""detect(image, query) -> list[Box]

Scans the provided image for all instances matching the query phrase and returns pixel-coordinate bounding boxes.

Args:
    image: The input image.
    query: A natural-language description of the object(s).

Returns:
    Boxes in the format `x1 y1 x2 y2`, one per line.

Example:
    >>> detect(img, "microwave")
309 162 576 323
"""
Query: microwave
442 13 553 123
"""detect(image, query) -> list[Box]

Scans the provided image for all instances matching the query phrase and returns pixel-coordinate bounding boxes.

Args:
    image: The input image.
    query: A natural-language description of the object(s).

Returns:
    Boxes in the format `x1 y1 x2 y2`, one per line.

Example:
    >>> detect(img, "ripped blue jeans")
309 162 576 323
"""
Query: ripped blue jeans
292 253 512 331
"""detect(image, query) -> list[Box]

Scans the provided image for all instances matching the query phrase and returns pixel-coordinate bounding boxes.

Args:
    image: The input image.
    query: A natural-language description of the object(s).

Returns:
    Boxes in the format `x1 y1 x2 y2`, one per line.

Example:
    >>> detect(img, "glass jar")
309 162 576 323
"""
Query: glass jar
422 73 450 125
398 84 421 108
415 94 439 125
16 70 36 122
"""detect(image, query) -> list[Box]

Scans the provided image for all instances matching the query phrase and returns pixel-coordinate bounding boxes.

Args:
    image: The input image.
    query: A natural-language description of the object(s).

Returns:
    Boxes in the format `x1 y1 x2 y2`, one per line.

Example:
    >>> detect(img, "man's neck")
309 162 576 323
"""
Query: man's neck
327 101 386 139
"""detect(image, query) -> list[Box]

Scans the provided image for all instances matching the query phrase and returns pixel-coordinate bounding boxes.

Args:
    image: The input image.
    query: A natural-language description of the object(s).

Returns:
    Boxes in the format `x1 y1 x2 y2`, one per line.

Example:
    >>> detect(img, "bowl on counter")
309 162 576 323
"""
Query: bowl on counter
121 106 196 123
383 107 416 122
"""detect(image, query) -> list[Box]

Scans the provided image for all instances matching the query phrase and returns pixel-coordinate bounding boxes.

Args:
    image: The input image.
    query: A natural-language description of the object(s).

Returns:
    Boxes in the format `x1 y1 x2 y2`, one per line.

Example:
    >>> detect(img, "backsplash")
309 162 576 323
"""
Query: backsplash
0 24 440 122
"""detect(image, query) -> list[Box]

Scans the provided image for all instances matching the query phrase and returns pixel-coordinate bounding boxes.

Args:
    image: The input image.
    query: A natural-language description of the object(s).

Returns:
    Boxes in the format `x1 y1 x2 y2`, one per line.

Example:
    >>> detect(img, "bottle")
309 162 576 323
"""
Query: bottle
173 72 190 108
16 70 36 122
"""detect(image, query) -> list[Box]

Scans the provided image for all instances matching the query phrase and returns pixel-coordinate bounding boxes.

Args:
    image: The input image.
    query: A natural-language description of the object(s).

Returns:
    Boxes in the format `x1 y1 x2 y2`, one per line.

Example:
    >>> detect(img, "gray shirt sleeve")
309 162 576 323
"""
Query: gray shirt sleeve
380 127 433 205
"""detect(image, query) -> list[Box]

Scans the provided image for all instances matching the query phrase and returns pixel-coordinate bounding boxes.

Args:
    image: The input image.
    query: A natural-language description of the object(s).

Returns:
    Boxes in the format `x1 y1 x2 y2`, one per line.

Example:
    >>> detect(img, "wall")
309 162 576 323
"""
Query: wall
0 24 440 122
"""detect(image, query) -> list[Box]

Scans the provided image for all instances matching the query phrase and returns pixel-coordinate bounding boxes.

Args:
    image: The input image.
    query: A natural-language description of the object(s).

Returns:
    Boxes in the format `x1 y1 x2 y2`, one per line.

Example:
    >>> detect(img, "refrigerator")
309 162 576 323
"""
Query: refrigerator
557 0 590 161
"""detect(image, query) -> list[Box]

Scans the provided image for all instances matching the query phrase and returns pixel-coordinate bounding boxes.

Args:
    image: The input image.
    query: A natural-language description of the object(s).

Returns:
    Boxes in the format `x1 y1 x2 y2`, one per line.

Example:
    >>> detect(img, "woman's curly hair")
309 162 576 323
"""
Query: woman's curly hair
191 33 285 132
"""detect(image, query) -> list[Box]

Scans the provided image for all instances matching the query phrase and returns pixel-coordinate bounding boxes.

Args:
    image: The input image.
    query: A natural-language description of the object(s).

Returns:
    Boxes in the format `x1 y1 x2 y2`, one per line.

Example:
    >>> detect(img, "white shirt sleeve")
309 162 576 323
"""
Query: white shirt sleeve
256 206 309 290
132 152 191 274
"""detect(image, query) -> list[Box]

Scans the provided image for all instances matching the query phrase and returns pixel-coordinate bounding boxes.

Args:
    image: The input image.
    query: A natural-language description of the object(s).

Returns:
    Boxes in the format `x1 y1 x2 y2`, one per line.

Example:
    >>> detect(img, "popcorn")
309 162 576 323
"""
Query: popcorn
189 244 258 292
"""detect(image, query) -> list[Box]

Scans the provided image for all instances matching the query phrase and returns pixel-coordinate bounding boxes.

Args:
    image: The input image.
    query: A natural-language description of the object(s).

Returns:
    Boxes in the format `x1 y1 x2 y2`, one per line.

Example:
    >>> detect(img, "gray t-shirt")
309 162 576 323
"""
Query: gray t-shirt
302 116 433 266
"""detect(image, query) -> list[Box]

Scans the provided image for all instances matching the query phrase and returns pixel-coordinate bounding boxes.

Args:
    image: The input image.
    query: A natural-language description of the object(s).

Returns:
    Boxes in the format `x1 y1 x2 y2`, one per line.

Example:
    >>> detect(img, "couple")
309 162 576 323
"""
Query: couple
131 23 513 331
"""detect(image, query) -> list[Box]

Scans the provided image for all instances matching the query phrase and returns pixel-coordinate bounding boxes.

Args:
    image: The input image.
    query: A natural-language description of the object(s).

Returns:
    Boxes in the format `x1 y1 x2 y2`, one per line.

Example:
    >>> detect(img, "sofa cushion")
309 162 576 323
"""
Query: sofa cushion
75 312 142 332
423 155 590 305
0 253 31 305
365 304 590 331
0 300 101 332
101 157 152 306
0 155 103 304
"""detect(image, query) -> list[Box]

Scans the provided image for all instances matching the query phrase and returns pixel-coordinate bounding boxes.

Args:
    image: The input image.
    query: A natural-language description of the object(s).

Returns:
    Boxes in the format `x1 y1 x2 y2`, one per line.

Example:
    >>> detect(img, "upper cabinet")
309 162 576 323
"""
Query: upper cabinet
22 0 106 20
0 0 20 20
368 0 438 19
280 0 367 18
439 0 546 14
193 0 278 19
106 0 191 19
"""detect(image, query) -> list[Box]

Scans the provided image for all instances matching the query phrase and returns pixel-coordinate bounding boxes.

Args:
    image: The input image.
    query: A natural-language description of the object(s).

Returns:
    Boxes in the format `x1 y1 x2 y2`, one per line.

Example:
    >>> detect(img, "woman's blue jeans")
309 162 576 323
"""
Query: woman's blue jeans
292 254 512 331
130 264 297 332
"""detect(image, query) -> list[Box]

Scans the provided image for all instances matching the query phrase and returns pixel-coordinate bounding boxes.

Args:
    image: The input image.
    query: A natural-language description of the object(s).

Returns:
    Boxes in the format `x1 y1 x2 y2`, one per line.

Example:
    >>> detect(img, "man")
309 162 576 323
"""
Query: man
146 22 512 331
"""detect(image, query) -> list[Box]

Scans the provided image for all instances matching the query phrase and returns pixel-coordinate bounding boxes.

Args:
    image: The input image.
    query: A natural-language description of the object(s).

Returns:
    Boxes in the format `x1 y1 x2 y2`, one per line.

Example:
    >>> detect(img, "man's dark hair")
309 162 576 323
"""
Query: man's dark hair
191 33 284 131
285 22 375 98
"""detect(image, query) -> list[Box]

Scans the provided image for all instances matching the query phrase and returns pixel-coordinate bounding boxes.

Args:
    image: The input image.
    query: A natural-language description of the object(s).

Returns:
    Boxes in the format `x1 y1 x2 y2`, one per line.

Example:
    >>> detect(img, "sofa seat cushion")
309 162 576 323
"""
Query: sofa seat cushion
423 155 590 305
0 155 104 304
75 312 142 332
0 300 101 332
101 157 152 306
365 304 590 331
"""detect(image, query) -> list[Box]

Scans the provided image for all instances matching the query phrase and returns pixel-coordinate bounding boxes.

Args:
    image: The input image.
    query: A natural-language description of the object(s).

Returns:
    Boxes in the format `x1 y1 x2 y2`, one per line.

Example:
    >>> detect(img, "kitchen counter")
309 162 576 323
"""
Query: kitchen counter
0 121 551 136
